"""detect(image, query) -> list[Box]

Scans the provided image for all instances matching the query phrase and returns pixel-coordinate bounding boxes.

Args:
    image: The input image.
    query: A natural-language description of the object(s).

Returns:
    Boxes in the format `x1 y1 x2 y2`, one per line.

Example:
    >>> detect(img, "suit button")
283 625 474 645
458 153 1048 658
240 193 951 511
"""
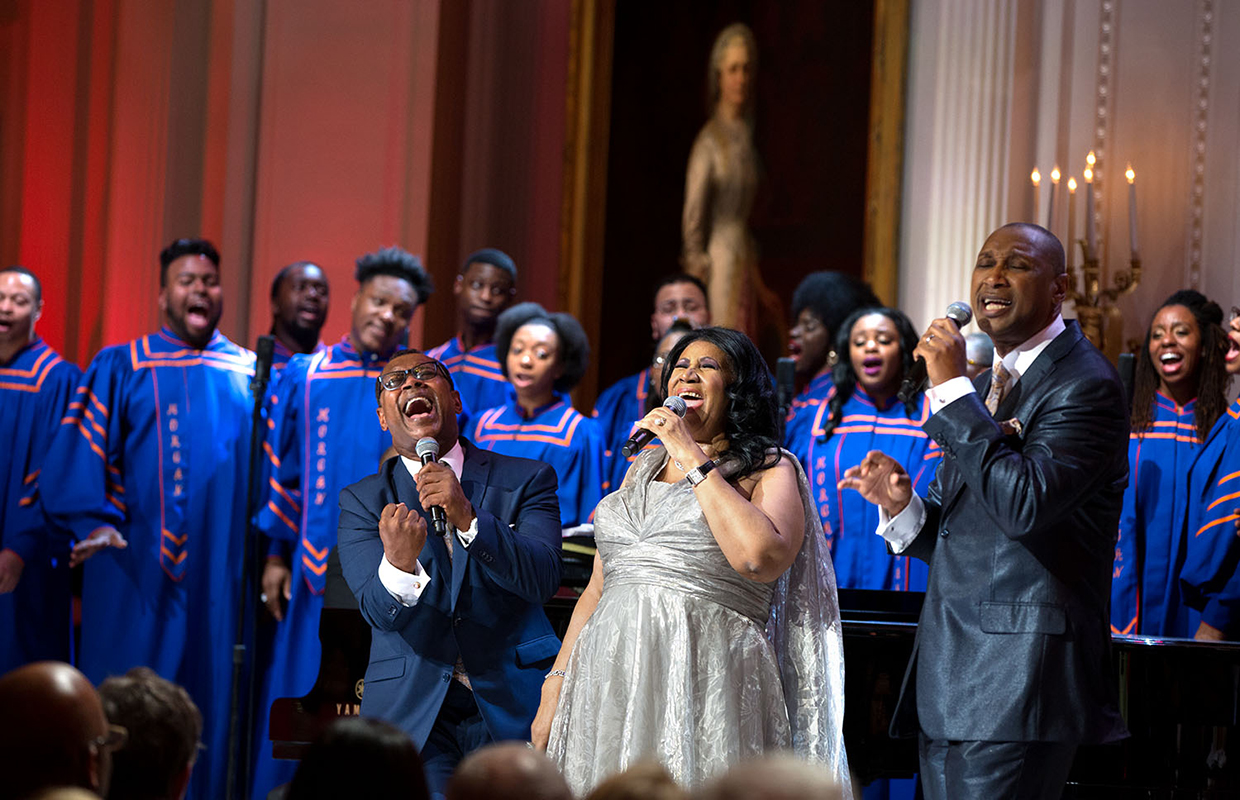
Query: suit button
388 605 398 617
441 673 451 683
940 528 950 538
453 616 462 627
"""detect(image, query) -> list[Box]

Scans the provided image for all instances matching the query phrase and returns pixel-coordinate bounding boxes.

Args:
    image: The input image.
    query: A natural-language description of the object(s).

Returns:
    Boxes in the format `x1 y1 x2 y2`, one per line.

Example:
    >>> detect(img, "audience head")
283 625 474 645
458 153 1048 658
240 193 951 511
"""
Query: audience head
351 246 434 356
375 349 461 458
98 667 201 800
496 302 591 399
694 754 842 800
284 716 428 800
707 23 757 118
270 261 330 349
661 327 780 481
651 273 710 341
0 662 118 800
27 790 101 800
1132 288 1228 440
158 238 223 349
649 319 696 408
789 272 881 382
1227 308 1240 375
583 760 686 800
0 266 44 351
456 248 517 334
971 223 1066 358
445 742 572 800
964 331 995 380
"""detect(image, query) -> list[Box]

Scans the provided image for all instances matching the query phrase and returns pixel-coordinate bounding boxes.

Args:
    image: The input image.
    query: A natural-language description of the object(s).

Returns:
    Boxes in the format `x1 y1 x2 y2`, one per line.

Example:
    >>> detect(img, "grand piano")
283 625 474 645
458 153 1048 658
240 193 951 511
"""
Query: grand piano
270 552 1240 796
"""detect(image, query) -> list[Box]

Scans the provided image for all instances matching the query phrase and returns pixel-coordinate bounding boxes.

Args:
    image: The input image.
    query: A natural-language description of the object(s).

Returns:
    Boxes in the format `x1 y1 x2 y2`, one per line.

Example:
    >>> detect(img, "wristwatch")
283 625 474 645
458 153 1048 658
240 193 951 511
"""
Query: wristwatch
685 459 716 487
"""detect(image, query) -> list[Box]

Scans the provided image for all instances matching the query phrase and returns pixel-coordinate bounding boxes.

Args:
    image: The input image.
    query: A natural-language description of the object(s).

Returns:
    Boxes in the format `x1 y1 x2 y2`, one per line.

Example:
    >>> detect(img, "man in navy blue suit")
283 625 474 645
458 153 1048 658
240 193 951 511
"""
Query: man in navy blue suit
337 348 562 794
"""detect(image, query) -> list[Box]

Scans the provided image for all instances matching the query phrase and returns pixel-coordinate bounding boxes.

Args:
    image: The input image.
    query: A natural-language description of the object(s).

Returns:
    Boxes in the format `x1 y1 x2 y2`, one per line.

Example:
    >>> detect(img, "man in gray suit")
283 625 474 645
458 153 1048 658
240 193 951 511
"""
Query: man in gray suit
841 222 1128 799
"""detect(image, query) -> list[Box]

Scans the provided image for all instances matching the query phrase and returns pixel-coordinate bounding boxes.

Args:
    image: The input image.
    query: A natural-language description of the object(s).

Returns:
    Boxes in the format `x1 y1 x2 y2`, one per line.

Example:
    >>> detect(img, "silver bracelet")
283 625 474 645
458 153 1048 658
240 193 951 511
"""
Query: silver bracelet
545 669 567 680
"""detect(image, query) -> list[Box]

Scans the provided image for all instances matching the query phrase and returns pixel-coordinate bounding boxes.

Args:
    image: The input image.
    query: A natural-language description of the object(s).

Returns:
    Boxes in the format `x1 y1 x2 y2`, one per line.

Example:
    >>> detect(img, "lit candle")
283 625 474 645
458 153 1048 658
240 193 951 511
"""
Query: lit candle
1048 167 1060 231
1084 166 1096 261
1067 176 1077 268
1126 165 1139 260
1031 169 1041 223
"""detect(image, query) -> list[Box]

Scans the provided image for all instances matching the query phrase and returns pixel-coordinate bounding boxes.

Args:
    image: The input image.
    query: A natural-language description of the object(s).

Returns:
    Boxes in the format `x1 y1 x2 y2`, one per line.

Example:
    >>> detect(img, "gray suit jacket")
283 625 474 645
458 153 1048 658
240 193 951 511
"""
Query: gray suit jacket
894 321 1129 744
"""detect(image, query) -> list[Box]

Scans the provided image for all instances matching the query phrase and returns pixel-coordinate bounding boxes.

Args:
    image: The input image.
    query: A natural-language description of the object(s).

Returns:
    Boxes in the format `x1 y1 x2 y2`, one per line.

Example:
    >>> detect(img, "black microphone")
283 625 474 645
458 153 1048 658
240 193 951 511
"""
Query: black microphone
621 395 687 458
897 302 974 404
776 357 796 415
250 335 275 397
415 437 449 535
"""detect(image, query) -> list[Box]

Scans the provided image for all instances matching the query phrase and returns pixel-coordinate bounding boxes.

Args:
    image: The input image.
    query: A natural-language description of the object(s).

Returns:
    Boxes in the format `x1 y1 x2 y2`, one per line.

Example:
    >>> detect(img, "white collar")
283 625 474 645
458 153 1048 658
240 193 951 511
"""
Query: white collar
399 440 465 480
993 314 1066 383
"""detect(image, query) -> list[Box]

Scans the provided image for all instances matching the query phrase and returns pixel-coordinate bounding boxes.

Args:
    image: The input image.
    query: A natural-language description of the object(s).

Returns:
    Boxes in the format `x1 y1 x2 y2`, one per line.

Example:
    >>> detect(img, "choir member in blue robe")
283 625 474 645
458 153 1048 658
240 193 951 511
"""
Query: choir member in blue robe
42 239 254 800
268 260 330 370
594 274 709 494
809 307 940 592
1111 290 1230 637
426 248 517 420
474 303 604 529
0 266 81 672
253 246 433 798
783 272 879 472
1180 312 1240 640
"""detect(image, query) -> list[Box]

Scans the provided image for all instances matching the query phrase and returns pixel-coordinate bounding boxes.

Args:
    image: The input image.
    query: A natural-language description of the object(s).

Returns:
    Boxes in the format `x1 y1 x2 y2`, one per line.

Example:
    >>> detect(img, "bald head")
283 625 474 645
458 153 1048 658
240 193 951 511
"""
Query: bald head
694 754 842 800
446 742 572 800
0 662 112 800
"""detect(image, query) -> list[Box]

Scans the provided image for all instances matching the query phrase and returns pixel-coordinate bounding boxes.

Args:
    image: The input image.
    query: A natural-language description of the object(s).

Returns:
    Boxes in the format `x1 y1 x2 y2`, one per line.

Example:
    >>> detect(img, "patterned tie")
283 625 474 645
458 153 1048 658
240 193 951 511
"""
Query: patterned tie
984 361 1012 416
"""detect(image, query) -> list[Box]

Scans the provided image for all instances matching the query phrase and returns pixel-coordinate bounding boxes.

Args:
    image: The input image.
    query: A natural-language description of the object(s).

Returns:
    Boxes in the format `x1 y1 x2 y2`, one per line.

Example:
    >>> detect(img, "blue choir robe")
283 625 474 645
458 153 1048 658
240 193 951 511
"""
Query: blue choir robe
784 371 833 474
42 328 255 800
427 337 508 425
0 337 81 672
1180 397 1240 635
592 368 648 495
473 391 605 529
252 337 394 797
1111 394 1202 637
806 388 941 591
271 338 326 373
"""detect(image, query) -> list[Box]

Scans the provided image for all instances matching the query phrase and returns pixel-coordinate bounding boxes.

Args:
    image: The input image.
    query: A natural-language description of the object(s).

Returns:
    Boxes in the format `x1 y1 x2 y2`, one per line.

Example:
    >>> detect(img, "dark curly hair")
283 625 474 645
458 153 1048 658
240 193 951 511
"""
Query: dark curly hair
495 302 591 392
355 246 435 306
1131 289 1229 441
660 327 782 481
791 271 881 343
159 238 219 286
816 306 920 440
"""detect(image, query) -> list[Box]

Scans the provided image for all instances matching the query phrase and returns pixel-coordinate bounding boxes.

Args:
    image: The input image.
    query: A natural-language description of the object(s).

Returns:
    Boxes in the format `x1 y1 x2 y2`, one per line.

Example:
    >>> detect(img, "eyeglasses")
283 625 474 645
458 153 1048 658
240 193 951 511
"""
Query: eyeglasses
377 362 448 391
91 724 128 752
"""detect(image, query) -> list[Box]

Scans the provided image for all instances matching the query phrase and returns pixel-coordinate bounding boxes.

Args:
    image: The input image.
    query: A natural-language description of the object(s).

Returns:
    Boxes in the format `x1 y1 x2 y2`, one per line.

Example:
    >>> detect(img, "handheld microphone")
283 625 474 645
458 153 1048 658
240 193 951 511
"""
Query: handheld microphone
897 302 973 404
621 395 688 458
776 357 796 416
415 437 449 535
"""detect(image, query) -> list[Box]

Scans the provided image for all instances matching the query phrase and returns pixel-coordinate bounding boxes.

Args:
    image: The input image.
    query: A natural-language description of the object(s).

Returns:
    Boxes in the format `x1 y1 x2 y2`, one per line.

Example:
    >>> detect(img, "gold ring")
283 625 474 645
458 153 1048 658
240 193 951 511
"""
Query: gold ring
656 417 665 426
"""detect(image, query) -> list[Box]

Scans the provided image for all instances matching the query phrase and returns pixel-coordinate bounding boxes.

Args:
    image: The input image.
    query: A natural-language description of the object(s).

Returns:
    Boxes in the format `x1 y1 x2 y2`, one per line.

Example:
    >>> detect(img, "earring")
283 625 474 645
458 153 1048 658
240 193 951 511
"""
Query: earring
826 350 838 369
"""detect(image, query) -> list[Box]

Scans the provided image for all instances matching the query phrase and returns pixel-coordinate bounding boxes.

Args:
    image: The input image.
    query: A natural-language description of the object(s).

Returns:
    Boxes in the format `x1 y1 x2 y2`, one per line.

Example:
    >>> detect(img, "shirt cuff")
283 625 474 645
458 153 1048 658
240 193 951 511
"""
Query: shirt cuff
927 375 976 414
378 555 431 607
454 514 479 548
876 494 926 554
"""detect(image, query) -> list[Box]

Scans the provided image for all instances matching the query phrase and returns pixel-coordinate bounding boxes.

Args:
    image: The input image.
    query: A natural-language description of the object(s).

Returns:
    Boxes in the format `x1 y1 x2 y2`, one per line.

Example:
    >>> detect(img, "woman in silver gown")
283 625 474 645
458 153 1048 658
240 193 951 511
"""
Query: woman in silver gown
532 327 850 796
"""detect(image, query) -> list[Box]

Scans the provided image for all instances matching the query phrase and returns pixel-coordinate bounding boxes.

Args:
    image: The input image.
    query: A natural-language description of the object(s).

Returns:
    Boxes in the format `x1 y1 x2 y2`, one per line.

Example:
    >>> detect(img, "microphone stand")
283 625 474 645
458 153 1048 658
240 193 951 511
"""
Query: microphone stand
226 334 275 800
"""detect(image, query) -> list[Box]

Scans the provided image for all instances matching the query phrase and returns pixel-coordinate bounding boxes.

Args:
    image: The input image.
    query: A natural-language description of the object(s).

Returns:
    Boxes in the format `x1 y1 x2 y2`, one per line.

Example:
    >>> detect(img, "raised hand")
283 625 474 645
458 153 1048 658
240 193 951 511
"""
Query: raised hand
378 502 428 573
838 449 913 517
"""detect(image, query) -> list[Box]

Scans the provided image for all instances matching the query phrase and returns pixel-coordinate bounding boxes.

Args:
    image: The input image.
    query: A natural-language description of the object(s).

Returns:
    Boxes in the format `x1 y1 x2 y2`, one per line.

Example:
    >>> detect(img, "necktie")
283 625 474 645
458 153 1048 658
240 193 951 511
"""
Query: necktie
984 362 1012 416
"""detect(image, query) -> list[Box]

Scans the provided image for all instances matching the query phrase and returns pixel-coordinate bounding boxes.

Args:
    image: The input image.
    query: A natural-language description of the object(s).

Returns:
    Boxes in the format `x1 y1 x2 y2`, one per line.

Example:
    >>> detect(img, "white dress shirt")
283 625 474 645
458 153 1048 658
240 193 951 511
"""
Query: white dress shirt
877 315 1067 553
377 440 478 605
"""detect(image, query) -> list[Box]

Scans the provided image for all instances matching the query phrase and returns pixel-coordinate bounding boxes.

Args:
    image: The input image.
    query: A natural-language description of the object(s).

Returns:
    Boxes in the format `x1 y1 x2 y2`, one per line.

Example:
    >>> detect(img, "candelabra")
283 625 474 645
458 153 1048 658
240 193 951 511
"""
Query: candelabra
1065 244 1141 360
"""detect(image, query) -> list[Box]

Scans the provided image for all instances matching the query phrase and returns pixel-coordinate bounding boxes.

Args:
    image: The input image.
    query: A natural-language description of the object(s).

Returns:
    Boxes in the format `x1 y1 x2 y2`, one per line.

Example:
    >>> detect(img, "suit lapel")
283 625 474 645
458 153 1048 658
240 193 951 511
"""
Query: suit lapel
449 440 492 604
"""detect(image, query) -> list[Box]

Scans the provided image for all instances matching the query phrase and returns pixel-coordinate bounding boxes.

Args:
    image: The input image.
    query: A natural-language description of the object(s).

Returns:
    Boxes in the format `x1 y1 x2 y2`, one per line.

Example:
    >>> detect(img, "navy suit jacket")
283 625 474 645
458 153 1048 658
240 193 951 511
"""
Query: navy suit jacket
894 321 1129 744
337 438 563 748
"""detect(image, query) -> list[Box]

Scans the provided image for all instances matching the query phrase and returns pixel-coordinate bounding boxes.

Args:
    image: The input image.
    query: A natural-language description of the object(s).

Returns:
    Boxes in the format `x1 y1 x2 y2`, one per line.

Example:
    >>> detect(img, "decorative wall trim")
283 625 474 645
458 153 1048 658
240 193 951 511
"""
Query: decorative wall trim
1187 0 1214 289
1089 0 1115 271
